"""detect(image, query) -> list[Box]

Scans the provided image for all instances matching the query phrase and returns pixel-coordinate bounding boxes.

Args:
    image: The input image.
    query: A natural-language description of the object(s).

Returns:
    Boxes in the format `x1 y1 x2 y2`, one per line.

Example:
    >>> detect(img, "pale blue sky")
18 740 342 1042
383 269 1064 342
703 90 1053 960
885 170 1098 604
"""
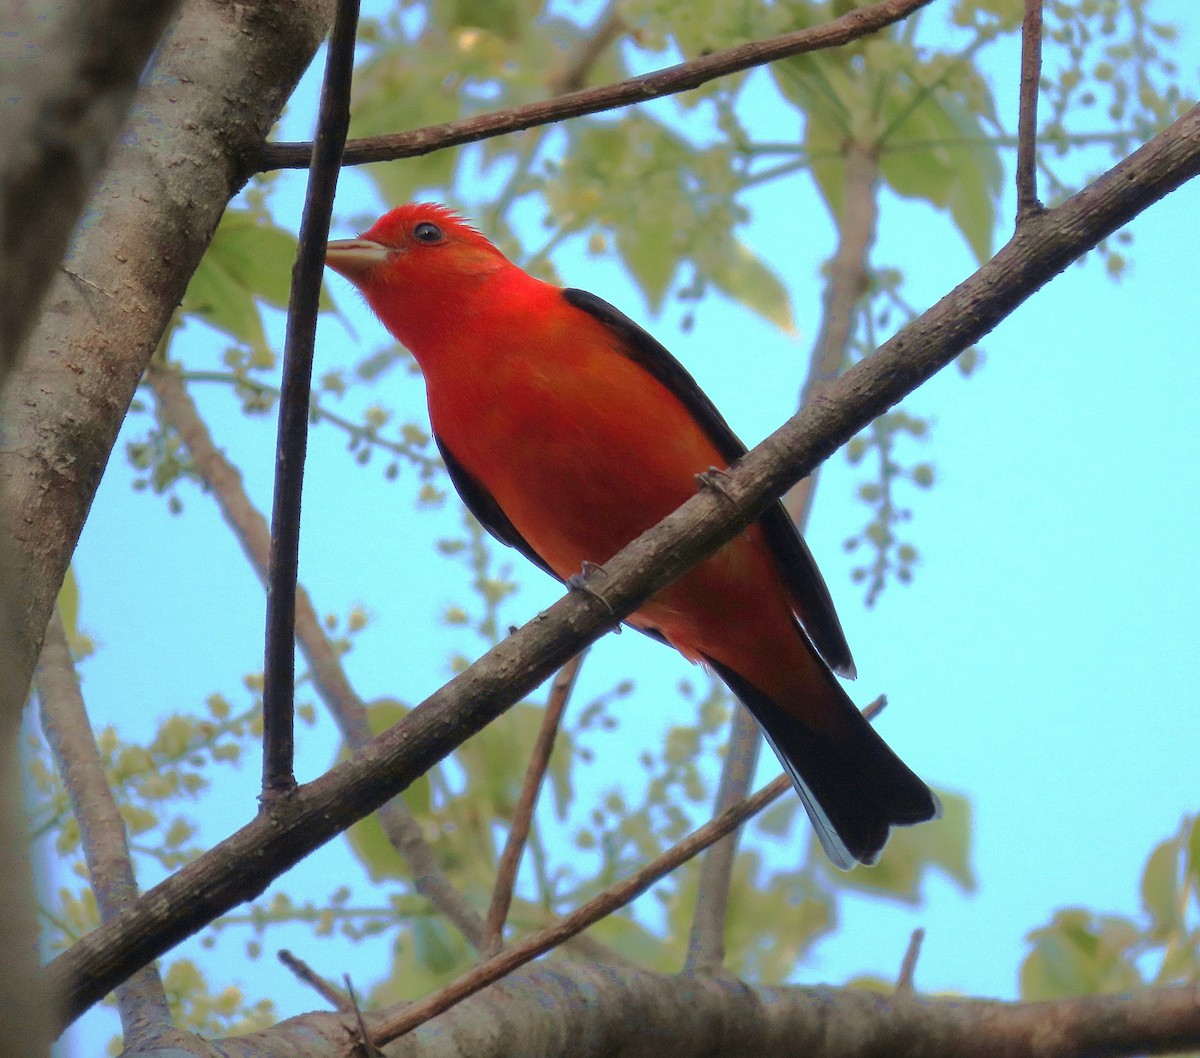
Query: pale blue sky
57 3 1198 1049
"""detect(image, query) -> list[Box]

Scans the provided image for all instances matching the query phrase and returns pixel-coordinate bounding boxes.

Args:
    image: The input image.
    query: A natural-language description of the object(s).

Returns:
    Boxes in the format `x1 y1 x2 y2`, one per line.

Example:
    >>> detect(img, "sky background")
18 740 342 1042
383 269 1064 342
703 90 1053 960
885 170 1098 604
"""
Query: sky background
48 2 1198 1051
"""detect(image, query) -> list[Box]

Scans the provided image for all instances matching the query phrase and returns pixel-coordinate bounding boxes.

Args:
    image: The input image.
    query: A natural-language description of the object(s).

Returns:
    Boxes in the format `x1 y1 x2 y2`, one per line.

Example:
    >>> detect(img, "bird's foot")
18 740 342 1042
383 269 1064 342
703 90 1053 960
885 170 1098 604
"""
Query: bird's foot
695 466 736 504
567 560 615 615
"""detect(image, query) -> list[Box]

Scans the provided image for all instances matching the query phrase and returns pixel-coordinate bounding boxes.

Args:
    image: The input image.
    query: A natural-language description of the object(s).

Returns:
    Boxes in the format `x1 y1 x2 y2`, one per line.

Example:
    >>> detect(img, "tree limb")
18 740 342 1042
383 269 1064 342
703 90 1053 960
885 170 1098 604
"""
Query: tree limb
147 364 489 950
260 0 934 171
46 102 1200 1032
35 609 174 1047
262 0 361 797
232 966 1200 1058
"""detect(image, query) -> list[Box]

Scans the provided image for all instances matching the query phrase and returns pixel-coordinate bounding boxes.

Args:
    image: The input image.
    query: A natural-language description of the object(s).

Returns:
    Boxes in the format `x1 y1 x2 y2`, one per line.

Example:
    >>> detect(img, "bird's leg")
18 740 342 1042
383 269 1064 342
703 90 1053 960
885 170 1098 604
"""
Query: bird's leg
567 560 617 617
695 466 736 505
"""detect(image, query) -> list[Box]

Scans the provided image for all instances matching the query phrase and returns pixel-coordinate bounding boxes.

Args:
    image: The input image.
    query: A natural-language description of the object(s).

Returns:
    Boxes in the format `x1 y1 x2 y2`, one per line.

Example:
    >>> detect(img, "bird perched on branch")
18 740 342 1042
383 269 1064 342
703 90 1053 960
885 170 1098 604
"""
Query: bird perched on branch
325 202 939 868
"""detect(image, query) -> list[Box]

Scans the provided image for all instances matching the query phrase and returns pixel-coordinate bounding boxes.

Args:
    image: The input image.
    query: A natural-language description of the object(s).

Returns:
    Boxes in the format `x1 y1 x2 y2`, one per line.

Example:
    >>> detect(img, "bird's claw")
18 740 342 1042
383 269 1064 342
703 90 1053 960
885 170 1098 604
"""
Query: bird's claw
567 561 615 615
695 466 735 504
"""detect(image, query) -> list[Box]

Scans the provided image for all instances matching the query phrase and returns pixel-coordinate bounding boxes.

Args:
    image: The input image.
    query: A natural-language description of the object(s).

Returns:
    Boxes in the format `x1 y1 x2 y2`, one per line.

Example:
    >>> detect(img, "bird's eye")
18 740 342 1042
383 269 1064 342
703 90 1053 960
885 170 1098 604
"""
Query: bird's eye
413 221 445 244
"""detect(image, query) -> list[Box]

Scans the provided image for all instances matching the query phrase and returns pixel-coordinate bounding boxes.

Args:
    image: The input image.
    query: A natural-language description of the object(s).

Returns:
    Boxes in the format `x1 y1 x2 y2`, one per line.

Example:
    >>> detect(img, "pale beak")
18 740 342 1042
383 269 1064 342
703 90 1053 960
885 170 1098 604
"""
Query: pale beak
325 238 390 282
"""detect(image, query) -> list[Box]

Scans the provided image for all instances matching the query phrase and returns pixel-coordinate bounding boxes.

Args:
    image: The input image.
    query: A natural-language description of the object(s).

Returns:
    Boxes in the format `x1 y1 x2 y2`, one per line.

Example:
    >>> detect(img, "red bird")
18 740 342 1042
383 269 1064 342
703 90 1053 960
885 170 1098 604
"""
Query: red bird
325 203 938 868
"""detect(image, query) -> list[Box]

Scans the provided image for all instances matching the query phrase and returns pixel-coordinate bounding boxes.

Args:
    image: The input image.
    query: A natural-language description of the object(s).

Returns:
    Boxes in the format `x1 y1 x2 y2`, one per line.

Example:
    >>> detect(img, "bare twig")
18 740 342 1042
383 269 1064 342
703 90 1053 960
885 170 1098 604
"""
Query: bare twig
260 0 932 171
372 774 792 1045
785 141 880 523
481 651 586 956
684 704 762 975
35 609 172 1047
148 364 488 949
49 104 1200 1029
262 0 362 797
278 950 349 1012
345 977 384 1058
549 4 626 95
896 927 926 994
1016 0 1045 219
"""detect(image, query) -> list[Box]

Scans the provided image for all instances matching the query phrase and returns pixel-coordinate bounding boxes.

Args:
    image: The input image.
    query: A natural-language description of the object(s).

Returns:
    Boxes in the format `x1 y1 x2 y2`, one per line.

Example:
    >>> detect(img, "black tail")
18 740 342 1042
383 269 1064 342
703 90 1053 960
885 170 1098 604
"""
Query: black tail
709 661 940 869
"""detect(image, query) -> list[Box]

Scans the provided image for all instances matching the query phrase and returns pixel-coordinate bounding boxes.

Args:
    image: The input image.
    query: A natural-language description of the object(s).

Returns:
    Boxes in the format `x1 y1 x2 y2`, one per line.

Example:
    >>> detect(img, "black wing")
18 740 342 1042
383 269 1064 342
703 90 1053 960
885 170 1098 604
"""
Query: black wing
563 287 856 679
434 433 562 583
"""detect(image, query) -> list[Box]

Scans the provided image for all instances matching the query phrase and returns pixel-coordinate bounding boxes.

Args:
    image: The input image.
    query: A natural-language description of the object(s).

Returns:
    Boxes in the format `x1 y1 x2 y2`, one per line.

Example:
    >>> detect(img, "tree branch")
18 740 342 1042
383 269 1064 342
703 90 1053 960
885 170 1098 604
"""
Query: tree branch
373 775 792 1045
1017 0 1046 219
262 0 361 797
0 0 181 380
46 102 1200 1032
34 609 173 1047
147 364 489 950
233 970 1200 1058
482 650 585 956
259 0 934 171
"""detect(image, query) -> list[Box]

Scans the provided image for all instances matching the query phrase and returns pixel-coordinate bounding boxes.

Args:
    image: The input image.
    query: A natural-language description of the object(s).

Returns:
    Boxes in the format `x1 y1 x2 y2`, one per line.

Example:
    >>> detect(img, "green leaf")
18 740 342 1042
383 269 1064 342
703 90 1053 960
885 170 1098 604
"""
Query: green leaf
827 789 975 903
1141 836 1181 939
349 43 462 205
1020 910 1143 1000
706 240 795 333
181 208 333 356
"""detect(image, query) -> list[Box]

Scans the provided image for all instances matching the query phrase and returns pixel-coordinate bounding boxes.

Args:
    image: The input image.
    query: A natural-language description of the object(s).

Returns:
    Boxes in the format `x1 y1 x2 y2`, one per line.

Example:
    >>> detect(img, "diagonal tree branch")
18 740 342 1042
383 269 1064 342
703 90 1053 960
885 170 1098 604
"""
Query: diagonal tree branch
375 775 792 1044
0 0 181 380
259 0 934 171
35 609 174 1048
46 102 1200 1032
481 650 586 956
147 363 488 950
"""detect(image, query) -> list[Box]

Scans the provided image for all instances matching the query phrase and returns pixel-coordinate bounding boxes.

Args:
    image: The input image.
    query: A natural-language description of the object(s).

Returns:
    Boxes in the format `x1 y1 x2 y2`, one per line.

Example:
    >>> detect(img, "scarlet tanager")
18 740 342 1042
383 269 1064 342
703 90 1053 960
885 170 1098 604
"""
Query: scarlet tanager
325 203 939 868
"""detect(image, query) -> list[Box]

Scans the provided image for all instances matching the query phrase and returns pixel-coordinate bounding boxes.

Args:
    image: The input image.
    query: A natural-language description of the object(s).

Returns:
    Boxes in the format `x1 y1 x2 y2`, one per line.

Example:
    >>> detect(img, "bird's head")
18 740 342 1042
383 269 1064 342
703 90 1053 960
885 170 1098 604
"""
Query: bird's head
325 203 511 345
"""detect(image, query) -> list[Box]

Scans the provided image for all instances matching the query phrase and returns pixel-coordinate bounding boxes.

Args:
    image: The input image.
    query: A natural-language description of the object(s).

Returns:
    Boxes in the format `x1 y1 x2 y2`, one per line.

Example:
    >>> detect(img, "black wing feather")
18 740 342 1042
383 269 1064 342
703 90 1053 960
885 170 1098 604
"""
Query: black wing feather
562 287 856 679
434 434 562 583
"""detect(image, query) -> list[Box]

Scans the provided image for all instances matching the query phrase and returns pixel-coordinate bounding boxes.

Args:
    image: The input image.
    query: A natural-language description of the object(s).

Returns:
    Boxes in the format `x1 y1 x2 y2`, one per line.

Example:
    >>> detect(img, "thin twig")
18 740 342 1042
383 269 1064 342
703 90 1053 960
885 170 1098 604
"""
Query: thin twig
371 774 793 1045
35 609 172 1047
896 927 925 994
785 140 880 523
549 4 626 95
278 949 350 1011
261 0 361 796
345 977 384 1058
683 703 762 975
1016 0 1045 219
49 105 1200 1029
259 0 932 171
148 364 489 949
481 650 586 956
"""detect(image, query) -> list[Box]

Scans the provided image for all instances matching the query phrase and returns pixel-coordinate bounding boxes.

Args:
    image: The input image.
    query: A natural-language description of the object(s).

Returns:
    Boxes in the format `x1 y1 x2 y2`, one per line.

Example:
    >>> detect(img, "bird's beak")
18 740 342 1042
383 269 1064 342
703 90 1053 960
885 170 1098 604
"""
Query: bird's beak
325 238 390 282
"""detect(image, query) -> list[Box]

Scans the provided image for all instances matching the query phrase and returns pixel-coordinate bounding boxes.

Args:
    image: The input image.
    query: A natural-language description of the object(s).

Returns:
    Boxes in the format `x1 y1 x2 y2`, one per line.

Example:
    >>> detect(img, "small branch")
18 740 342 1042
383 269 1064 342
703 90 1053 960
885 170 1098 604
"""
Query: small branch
1016 0 1045 219
684 704 762 975
548 4 626 95
278 950 350 1012
896 927 925 994
34 609 172 1047
259 0 933 171
261 0 361 797
371 774 792 1045
148 364 488 948
481 651 586 956
49 104 1200 1030
784 140 880 523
